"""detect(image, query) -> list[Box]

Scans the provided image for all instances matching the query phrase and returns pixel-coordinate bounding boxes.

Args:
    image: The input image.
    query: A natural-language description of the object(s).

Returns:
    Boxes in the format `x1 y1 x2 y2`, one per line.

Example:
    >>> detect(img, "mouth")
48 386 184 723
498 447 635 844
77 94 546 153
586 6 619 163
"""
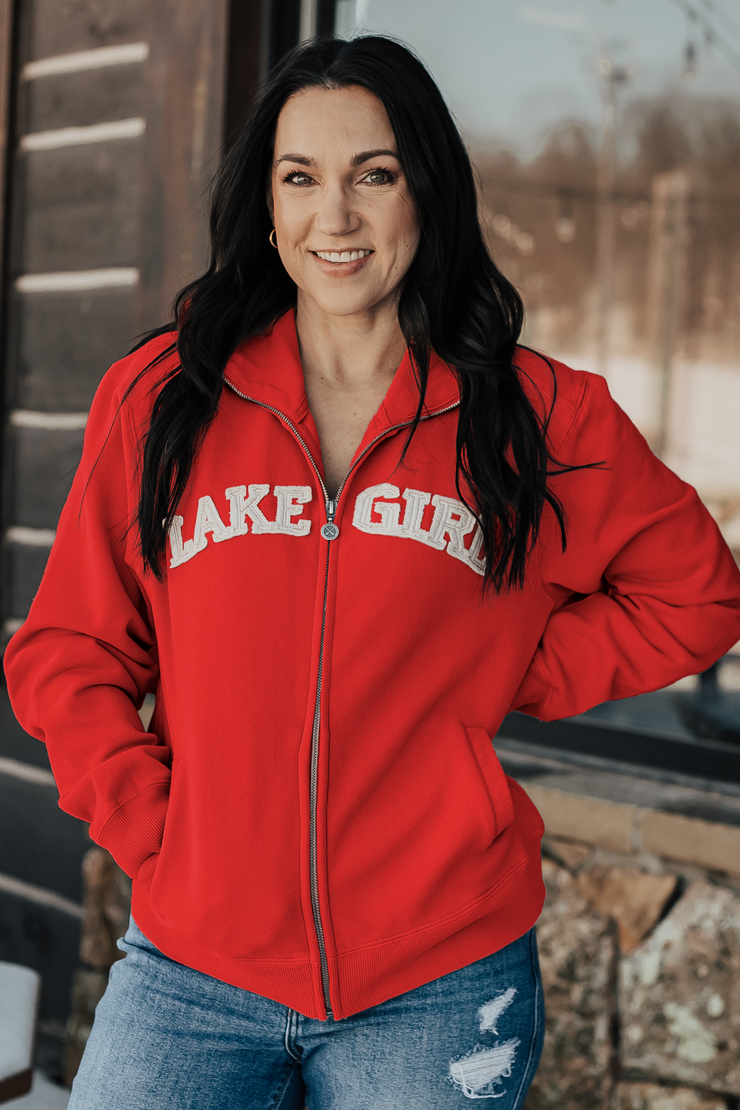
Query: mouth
313 249 373 264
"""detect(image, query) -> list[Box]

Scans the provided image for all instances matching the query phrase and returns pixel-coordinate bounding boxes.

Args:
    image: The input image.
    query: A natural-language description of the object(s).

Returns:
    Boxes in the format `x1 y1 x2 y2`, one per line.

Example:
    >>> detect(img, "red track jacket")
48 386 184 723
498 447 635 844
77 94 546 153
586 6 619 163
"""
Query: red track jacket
6 310 740 1020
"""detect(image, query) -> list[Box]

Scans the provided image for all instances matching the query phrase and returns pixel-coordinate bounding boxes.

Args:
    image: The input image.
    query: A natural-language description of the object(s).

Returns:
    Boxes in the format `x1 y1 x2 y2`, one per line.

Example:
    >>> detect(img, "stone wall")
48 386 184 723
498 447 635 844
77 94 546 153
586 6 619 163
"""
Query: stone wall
510 744 740 1110
526 846 739 1110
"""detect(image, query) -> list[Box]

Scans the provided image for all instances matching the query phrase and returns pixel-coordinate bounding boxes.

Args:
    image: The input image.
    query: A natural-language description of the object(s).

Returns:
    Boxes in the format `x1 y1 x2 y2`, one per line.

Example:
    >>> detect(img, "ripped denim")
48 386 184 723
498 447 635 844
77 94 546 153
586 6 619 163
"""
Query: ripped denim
68 917 544 1110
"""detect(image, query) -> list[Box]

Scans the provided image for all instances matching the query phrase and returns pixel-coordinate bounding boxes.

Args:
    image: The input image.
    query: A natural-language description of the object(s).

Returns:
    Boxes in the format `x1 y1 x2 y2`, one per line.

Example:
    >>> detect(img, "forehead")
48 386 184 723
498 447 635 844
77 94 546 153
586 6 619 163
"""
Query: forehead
274 86 396 158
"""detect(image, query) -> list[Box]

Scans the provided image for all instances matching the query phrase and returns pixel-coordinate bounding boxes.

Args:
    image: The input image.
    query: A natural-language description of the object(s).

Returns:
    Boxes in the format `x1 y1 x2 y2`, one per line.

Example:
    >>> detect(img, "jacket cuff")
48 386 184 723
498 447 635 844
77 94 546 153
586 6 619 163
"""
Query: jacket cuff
95 781 170 880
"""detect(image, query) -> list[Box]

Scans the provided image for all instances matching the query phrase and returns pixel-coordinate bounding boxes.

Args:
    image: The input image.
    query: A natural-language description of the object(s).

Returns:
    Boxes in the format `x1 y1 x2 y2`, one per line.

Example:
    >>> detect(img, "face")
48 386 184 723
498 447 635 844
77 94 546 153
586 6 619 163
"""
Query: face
269 85 420 321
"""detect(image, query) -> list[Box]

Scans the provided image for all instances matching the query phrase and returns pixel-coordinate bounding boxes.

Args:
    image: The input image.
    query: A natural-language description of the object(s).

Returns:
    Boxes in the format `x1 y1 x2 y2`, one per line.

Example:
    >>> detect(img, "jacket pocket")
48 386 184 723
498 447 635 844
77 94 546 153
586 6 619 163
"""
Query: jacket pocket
147 756 181 903
464 726 515 839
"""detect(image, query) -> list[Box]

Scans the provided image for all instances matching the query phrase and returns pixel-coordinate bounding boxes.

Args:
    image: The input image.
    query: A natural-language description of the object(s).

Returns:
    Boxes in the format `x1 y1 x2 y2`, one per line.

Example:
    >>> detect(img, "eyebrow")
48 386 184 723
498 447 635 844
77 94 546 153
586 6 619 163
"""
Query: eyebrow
273 148 400 168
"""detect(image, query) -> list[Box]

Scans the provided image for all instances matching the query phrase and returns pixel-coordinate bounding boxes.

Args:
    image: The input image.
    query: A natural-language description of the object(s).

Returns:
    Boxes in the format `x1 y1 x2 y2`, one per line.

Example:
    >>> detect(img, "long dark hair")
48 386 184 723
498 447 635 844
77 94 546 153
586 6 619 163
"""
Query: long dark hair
135 35 575 589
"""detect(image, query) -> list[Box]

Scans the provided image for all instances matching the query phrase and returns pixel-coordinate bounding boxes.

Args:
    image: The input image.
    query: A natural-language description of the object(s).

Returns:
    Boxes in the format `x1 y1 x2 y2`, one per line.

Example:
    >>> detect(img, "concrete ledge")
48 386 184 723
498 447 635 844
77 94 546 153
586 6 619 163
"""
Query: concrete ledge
640 809 740 875
521 783 636 854
503 746 740 876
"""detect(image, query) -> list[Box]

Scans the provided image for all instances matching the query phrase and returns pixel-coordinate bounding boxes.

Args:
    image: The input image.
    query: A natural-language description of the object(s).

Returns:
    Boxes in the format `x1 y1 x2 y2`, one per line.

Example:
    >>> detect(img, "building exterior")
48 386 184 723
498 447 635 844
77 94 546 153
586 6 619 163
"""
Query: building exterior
0 0 738 1090
0 0 335 1061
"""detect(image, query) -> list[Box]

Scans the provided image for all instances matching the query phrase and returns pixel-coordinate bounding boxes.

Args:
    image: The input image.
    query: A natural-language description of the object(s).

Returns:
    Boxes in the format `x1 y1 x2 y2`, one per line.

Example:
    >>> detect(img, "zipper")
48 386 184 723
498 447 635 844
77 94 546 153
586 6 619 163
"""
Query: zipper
310 548 333 1012
224 376 458 1017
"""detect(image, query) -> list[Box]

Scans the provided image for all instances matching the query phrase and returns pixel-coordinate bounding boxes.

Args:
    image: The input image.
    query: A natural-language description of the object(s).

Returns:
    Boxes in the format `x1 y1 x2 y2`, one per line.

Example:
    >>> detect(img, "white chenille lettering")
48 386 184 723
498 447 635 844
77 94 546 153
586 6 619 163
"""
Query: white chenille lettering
400 488 433 543
352 483 404 534
167 479 486 576
168 515 190 568
428 494 477 559
350 484 484 576
274 486 312 535
243 484 277 534
168 496 229 568
193 495 231 547
225 486 250 536
168 483 312 570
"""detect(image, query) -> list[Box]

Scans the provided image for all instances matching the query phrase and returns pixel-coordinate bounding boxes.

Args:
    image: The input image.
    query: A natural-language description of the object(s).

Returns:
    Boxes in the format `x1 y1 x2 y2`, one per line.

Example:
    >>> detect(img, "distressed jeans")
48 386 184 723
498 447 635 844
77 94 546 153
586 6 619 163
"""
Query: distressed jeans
68 917 544 1109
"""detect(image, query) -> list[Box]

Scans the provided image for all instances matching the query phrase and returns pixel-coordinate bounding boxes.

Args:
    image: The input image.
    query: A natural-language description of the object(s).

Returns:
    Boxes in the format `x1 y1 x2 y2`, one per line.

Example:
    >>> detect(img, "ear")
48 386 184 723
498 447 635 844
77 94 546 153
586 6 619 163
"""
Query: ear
266 184 275 223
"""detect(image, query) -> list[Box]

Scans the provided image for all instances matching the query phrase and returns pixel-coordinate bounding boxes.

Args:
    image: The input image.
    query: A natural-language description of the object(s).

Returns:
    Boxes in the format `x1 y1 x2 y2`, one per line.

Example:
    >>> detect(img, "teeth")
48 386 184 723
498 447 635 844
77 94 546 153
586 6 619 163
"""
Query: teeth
315 249 371 262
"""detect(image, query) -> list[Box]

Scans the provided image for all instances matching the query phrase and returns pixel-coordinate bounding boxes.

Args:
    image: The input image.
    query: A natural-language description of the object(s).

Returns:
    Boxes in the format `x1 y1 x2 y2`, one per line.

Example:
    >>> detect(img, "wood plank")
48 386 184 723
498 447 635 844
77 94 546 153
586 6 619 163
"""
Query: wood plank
12 286 135 411
11 425 84 529
18 136 140 207
17 138 141 273
20 62 145 134
136 0 230 331
0 775 88 902
24 0 147 62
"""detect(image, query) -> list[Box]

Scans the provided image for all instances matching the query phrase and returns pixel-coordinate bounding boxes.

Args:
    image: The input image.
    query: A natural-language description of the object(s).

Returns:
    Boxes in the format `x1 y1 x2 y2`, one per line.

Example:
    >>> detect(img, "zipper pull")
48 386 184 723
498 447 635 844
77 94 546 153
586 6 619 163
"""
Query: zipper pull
321 499 339 541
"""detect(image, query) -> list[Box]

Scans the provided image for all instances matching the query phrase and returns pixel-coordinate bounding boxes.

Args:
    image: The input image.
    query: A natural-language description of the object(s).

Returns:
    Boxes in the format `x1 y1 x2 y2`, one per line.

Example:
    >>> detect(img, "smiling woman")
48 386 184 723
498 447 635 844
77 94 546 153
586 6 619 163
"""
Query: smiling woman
269 84 420 492
5 34 740 1110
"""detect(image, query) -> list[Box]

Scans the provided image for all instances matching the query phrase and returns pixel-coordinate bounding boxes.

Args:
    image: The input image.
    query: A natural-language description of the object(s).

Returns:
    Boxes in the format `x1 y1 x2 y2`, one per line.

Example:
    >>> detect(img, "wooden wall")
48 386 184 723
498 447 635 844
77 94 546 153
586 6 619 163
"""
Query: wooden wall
0 0 252 1070
2 0 150 633
0 0 334 1074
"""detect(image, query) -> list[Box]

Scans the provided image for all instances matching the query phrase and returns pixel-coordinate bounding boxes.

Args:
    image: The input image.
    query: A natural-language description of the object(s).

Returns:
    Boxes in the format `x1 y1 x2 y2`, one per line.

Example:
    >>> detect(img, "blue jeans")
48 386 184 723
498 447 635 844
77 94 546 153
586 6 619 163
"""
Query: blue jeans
69 917 544 1109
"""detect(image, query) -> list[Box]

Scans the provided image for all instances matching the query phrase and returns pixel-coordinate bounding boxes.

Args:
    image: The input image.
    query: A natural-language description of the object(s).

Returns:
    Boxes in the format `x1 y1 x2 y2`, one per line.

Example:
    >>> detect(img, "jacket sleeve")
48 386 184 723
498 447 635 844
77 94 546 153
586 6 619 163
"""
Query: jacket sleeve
511 369 740 722
4 356 171 883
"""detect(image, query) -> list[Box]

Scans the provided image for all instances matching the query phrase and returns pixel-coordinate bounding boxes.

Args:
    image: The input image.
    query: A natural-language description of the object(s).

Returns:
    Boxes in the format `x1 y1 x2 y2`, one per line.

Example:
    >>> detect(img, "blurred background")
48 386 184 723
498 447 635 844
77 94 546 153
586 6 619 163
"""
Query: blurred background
0 1 739 1106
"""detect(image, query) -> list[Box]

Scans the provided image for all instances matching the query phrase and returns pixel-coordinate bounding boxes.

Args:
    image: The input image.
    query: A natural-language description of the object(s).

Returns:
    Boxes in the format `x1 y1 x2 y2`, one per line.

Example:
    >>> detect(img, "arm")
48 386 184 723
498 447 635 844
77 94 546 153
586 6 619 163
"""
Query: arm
512 370 740 721
4 348 174 881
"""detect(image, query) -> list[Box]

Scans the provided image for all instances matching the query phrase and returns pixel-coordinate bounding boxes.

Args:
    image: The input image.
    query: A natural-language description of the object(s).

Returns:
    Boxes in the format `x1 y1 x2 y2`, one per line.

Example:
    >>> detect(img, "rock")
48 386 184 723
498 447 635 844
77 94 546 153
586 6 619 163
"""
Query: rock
577 866 677 953
525 859 618 1110
79 847 132 972
612 1082 727 1110
620 880 740 1096
543 836 592 872
64 848 132 1085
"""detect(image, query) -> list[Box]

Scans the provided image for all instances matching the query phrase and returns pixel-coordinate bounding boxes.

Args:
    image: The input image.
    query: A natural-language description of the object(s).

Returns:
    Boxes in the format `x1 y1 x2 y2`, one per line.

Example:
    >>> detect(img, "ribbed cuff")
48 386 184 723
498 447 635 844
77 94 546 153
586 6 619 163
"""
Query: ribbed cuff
96 781 170 880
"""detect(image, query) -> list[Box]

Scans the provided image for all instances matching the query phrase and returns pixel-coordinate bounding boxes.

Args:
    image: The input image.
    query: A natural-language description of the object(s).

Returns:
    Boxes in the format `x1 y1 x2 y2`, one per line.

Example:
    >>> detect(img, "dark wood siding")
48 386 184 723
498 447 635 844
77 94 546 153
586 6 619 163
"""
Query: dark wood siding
17 141 141 273
20 63 145 133
2 0 149 635
0 0 243 1059
0 0 277 1071
11 286 136 410
22 0 146 59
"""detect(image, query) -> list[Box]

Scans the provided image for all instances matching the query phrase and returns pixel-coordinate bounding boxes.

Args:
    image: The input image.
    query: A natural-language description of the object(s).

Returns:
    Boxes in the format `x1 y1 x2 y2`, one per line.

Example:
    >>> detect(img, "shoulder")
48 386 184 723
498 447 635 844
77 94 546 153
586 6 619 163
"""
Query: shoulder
88 330 179 428
514 347 614 452
78 331 179 467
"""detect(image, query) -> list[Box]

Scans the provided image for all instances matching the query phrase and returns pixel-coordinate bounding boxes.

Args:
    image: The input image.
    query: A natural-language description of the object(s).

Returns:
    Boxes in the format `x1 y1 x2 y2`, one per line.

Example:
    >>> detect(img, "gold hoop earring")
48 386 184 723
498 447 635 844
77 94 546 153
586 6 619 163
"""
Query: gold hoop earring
269 228 278 248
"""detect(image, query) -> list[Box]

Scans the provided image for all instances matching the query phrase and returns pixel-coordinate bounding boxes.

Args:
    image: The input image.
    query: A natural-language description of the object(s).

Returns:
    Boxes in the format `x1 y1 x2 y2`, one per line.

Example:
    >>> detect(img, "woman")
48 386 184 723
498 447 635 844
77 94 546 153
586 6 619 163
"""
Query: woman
6 35 740 1110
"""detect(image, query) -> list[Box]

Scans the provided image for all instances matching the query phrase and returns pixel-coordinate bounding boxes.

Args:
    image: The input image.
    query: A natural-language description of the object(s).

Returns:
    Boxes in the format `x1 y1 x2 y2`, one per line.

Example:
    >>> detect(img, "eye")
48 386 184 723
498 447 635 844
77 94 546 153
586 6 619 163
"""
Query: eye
282 171 314 186
361 167 397 186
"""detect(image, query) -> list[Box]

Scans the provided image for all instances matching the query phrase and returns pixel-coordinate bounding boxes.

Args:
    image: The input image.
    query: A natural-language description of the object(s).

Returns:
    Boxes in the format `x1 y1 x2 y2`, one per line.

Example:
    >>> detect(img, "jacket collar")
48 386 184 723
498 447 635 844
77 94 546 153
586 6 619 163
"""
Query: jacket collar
224 309 460 432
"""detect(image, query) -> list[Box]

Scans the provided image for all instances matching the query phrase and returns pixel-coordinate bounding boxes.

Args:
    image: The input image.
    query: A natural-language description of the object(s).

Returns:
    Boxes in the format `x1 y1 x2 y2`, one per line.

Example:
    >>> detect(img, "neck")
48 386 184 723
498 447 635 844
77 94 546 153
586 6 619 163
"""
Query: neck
295 293 406 388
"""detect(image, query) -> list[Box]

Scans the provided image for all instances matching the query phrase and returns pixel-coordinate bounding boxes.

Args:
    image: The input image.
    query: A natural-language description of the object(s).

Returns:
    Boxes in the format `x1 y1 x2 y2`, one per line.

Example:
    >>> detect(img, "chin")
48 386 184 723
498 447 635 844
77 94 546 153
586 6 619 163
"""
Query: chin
308 290 385 318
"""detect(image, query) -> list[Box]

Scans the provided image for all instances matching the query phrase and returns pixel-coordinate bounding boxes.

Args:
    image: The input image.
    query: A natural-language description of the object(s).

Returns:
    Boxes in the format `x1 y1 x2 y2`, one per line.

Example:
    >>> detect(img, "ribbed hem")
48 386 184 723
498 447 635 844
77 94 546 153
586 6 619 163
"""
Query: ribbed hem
132 835 545 1021
331 842 545 1017
97 781 170 880
131 889 322 1016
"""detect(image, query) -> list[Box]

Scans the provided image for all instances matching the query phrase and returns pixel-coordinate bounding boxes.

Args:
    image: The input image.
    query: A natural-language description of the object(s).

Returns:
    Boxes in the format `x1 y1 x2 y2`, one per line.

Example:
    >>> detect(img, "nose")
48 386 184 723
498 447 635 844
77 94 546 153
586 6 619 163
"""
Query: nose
316 179 361 237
